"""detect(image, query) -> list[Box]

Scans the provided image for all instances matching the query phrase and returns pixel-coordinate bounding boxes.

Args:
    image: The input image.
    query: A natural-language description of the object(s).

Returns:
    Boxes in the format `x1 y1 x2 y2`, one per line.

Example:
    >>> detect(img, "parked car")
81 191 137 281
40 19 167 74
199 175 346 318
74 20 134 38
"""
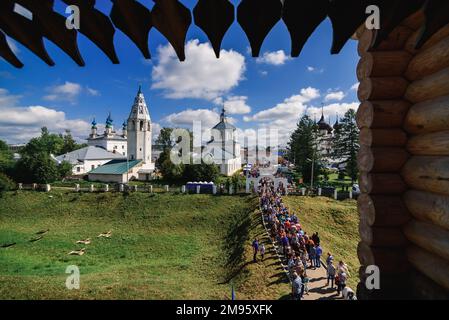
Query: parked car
352 184 361 196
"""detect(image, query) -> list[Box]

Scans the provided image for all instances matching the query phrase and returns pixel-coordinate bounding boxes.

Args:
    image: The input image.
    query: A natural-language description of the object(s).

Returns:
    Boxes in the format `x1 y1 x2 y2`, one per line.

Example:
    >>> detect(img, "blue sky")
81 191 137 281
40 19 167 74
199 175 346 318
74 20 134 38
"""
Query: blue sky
0 0 360 146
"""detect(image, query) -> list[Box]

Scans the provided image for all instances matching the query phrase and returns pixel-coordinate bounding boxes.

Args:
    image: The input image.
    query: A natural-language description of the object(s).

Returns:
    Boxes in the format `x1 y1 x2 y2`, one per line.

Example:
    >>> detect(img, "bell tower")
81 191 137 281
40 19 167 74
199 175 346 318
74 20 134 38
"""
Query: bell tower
127 85 152 165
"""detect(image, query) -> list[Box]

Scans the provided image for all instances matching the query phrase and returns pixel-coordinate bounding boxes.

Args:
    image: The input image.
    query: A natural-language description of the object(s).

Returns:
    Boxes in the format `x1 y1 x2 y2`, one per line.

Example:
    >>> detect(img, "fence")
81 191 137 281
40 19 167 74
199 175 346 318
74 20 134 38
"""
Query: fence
15 182 248 196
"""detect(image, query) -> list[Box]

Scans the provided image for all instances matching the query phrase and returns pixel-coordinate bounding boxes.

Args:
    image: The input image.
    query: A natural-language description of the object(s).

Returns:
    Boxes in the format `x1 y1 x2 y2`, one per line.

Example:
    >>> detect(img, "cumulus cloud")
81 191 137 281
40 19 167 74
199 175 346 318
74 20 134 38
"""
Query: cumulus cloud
306 102 359 122
324 91 345 102
151 39 246 100
0 88 91 144
43 82 101 103
351 82 360 91
241 87 359 145
243 87 320 123
214 96 251 115
256 50 291 66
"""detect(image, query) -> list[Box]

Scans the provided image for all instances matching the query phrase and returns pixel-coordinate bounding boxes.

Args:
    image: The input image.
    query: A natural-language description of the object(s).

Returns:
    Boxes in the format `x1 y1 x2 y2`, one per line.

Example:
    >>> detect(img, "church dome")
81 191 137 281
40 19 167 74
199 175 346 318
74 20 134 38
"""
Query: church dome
317 114 332 133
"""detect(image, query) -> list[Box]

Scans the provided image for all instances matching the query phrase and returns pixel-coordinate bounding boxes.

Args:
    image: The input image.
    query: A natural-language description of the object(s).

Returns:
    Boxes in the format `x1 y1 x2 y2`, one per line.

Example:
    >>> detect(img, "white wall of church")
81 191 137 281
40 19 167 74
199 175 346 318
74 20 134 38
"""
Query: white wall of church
72 159 115 175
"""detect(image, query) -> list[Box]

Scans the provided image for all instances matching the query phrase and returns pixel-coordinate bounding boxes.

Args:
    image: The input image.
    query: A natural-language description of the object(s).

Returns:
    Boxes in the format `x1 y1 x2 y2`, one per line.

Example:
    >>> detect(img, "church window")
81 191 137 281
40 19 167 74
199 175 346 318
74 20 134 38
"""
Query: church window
140 121 144 131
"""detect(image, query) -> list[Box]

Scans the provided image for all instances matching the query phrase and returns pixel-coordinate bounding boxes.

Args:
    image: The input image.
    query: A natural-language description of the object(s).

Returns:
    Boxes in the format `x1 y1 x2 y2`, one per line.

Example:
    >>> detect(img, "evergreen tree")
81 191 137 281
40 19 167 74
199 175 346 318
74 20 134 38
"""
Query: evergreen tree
287 115 323 184
332 109 360 183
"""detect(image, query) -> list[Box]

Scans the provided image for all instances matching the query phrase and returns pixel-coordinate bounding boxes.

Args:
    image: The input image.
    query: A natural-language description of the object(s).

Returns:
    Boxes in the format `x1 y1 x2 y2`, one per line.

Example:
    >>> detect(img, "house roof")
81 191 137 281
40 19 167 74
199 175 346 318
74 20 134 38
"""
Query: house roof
89 159 142 175
55 146 125 165
2 1 445 67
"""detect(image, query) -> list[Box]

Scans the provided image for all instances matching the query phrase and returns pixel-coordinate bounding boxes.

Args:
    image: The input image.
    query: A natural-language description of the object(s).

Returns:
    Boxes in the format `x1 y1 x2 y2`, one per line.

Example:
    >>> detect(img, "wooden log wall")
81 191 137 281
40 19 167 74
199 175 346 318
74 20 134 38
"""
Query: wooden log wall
357 10 449 299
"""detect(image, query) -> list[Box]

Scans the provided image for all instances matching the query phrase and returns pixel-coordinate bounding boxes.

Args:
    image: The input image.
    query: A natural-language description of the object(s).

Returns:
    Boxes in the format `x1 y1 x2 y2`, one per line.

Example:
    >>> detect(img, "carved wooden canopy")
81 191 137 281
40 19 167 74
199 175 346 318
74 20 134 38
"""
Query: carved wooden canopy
1 0 448 68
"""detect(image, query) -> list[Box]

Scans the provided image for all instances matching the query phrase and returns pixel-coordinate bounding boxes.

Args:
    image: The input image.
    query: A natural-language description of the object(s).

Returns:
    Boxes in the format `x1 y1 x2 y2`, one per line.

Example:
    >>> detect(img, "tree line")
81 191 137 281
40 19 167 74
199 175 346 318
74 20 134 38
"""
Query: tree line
0 128 86 191
287 109 359 186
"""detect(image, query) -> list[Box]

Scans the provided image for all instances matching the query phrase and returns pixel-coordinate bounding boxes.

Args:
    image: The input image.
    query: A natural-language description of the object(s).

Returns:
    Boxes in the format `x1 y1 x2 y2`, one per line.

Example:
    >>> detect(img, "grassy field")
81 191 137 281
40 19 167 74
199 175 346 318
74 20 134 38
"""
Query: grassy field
0 191 358 299
283 196 360 289
0 191 291 300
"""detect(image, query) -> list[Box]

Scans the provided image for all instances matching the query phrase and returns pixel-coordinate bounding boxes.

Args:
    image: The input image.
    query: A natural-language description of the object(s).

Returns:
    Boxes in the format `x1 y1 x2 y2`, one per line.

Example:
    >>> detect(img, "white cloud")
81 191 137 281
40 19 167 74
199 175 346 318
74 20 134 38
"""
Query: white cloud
216 96 251 115
43 82 82 103
86 87 100 96
351 82 360 91
0 88 91 144
259 70 268 76
324 91 345 102
164 109 220 129
306 102 359 122
43 82 101 103
256 50 291 66
243 87 320 123
307 66 324 73
152 39 246 100
241 87 359 145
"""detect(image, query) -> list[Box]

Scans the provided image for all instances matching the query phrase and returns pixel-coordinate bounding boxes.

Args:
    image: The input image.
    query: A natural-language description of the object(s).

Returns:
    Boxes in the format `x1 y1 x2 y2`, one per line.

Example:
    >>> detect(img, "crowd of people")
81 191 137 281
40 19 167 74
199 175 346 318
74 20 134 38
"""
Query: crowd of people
252 178 354 300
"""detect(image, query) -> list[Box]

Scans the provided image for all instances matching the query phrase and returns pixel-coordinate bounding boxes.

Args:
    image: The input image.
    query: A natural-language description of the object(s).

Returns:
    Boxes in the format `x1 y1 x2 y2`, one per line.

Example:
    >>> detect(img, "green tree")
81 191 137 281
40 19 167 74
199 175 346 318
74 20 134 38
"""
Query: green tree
332 109 360 183
183 161 220 182
0 140 14 175
0 172 15 195
288 115 323 184
15 153 59 183
160 157 184 182
57 161 73 179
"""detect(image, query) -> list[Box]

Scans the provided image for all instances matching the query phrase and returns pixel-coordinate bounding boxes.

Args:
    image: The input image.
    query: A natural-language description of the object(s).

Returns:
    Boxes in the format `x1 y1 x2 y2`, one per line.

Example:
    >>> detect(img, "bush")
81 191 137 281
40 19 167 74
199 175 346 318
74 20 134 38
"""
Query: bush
0 173 15 193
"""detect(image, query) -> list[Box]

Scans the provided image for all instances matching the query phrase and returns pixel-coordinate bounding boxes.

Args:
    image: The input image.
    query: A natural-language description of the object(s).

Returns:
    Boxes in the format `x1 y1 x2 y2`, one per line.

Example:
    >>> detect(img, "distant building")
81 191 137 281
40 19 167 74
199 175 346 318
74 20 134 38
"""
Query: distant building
87 114 128 156
54 146 125 175
88 86 155 183
315 109 342 166
203 108 242 176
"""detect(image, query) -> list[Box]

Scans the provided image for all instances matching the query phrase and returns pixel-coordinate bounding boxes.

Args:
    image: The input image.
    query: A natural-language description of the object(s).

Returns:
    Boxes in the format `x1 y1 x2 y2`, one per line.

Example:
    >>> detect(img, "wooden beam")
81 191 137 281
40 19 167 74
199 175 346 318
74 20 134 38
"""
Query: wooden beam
407 131 449 156
407 245 449 291
404 219 449 261
356 100 410 129
405 67 449 103
405 36 449 81
358 193 410 227
359 128 408 147
358 146 409 173
359 220 408 247
358 77 409 101
357 51 412 80
359 173 407 195
401 156 449 196
404 95 449 134
404 190 449 231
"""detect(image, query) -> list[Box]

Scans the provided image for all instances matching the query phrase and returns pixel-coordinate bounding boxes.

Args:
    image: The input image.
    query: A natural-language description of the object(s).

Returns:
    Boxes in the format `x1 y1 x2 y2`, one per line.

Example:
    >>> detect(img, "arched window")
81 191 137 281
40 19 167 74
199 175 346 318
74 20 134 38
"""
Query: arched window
140 121 144 131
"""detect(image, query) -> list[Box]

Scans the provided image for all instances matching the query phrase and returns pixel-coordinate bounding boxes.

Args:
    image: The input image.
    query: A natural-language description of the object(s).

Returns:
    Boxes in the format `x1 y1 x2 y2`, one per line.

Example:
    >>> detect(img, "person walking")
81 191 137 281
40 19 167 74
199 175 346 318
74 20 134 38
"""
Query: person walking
252 238 259 262
327 261 336 289
315 244 323 268
337 271 347 297
309 244 316 269
260 243 266 261
326 252 334 268
291 272 303 301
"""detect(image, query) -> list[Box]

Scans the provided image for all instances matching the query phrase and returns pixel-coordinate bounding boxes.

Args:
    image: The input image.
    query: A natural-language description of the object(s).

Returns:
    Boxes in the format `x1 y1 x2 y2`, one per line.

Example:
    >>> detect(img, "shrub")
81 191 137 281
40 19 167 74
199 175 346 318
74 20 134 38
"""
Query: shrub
0 173 15 193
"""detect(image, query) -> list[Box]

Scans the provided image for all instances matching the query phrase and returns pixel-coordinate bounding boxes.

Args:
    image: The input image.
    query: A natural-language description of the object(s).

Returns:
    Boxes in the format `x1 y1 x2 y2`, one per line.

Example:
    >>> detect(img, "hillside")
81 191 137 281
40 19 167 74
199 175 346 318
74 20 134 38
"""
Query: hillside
0 191 292 299
283 196 360 289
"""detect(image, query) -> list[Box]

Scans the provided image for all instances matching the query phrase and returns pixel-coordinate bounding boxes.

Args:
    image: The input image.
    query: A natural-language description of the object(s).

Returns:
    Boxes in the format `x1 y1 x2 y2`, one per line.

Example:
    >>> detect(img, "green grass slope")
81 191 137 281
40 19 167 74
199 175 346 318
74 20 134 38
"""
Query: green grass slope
0 191 356 299
283 196 360 289
0 191 263 299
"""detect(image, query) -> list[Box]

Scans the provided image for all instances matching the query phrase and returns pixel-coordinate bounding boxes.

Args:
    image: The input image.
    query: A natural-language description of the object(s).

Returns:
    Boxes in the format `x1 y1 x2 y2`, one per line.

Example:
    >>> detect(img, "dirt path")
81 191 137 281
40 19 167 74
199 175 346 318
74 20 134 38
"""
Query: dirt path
302 265 342 300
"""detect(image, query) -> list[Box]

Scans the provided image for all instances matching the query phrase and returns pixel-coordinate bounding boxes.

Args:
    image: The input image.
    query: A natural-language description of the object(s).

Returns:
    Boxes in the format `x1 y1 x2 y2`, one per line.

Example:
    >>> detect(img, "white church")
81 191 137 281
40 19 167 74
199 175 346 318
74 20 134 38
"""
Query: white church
87 86 155 183
203 107 242 176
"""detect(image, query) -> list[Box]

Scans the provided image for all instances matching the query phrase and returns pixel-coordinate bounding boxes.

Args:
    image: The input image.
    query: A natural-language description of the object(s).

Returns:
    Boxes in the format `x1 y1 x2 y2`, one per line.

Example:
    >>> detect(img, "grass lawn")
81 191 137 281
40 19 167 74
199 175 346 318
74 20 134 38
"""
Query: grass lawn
283 196 360 289
0 191 291 300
